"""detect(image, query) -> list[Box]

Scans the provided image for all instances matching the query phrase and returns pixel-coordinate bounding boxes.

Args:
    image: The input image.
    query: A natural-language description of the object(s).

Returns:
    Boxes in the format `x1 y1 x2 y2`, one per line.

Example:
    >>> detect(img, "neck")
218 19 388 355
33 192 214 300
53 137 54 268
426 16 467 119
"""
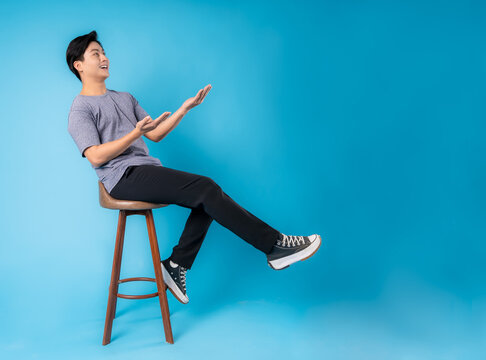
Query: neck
80 80 107 96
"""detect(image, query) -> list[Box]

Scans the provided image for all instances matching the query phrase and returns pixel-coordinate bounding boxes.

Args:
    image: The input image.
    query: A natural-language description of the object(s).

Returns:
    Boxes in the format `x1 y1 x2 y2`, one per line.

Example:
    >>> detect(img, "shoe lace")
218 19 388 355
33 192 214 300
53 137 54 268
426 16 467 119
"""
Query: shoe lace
279 234 306 247
180 266 187 290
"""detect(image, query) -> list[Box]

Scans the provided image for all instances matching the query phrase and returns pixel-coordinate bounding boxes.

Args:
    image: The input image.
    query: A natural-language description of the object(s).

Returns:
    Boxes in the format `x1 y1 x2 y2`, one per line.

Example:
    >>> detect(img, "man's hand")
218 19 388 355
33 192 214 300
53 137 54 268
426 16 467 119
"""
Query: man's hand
135 113 171 136
181 84 212 112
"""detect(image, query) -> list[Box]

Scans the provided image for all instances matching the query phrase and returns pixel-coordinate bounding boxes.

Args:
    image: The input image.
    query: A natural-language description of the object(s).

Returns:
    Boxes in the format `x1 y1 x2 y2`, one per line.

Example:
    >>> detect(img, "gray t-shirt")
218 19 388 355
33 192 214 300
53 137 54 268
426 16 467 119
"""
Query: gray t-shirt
68 89 163 194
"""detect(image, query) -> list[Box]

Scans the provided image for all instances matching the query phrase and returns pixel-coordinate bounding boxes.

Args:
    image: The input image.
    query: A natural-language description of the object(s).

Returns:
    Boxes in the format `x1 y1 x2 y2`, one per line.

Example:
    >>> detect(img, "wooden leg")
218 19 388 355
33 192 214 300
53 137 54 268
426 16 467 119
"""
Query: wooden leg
145 209 174 344
103 210 127 345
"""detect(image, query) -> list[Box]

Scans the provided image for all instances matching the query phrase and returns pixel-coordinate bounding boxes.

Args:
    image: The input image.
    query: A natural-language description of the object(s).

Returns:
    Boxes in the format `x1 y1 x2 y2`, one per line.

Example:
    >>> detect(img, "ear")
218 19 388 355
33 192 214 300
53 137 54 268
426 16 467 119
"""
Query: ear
74 60 82 72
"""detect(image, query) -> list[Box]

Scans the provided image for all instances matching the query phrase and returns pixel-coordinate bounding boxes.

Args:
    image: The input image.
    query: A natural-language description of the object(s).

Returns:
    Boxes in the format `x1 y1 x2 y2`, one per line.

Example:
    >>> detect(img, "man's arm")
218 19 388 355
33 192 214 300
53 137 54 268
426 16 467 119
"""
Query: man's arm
144 105 188 143
143 84 212 143
84 128 142 168
84 113 167 167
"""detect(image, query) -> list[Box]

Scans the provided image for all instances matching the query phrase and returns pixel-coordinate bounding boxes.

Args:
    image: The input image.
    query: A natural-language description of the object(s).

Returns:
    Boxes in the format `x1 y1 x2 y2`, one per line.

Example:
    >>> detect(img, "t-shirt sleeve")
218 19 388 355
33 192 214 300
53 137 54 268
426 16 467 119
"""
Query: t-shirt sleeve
129 93 149 122
67 106 101 158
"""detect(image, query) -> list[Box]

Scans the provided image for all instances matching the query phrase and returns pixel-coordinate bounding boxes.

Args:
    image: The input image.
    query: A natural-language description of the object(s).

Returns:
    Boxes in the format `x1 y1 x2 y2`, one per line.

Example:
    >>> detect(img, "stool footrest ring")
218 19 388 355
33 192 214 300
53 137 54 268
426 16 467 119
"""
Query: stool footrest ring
119 277 156 283
116 277 167 300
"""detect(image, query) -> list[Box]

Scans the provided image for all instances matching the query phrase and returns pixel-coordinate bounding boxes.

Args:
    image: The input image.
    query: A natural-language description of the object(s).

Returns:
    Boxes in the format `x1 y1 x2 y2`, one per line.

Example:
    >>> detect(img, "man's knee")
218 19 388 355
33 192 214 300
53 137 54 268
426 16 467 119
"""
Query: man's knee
198 176 222 202
199 175 220 189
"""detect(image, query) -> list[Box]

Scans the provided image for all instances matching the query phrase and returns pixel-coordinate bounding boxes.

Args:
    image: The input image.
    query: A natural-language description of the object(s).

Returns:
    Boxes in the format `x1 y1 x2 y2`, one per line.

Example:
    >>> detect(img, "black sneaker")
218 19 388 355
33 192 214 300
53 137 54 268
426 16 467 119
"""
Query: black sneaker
161 258 189 304
267 233 322 270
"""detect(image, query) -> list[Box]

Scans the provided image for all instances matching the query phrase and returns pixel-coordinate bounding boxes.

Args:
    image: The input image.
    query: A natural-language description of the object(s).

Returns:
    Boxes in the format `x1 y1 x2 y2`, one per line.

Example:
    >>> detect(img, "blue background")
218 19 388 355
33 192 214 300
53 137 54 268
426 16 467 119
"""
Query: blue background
0 0 484 358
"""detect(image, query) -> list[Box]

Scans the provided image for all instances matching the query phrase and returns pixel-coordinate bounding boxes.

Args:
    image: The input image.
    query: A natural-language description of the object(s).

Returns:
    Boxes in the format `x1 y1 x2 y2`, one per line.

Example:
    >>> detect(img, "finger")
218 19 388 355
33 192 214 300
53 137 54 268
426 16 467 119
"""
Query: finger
195 89 204 102
155 112 170 121
201 85 211 99
198 90 206 103
152 117 165 128
153 114 170 125
201 86 211 100
148 118 160 127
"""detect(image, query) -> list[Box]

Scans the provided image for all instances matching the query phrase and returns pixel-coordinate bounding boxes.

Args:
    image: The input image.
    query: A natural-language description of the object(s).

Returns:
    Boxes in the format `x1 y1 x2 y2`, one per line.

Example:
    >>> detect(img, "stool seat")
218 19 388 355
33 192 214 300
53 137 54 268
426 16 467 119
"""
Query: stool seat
98 181 167 210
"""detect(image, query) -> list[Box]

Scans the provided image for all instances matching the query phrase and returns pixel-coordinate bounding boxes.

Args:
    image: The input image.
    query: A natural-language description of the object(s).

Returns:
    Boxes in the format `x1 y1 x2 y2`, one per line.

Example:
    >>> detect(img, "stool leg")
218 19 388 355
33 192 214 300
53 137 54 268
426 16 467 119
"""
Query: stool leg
103 210 127 345
145 209 174 344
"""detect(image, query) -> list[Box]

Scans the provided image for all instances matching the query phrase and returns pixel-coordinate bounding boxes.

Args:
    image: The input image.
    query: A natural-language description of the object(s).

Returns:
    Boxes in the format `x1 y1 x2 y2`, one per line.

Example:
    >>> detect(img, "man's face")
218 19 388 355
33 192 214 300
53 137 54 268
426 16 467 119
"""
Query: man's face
75 41 110 82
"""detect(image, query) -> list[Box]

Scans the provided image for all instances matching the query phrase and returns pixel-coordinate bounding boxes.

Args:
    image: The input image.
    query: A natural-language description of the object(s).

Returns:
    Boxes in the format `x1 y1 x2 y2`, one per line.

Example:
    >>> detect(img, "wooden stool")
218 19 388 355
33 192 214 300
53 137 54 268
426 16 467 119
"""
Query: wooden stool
98 180 174 345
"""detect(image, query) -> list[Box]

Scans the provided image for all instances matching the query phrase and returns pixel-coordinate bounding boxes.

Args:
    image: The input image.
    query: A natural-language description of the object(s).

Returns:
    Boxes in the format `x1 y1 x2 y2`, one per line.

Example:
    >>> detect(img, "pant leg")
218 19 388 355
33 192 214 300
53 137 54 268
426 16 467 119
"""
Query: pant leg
109 165 280 269
171 207 213 269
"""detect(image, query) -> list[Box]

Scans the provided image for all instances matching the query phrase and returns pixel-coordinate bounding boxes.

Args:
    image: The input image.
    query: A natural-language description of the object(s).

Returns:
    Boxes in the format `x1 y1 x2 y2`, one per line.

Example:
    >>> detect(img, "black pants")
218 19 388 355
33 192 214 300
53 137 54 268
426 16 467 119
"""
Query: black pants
109 165 280 269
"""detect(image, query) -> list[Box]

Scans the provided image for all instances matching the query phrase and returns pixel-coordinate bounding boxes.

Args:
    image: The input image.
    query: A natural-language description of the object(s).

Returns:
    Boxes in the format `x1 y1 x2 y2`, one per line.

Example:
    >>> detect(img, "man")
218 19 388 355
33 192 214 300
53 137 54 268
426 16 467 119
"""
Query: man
66 30 322 304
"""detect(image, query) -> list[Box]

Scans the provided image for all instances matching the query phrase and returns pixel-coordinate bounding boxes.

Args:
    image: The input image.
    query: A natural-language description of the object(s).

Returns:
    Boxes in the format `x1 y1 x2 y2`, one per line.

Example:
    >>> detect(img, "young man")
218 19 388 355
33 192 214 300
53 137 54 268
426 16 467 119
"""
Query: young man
66 31 322 304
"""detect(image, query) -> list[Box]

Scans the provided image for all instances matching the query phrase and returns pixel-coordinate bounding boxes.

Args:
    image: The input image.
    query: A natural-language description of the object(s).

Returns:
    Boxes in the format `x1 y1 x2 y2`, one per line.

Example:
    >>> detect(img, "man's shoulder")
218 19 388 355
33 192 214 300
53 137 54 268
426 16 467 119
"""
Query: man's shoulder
70 95 96 113
70 96 88 112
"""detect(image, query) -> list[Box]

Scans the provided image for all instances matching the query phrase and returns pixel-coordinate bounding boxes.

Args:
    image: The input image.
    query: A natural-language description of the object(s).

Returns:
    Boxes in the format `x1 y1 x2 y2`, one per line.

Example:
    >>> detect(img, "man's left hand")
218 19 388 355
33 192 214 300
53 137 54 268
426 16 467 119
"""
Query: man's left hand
182 84 212 112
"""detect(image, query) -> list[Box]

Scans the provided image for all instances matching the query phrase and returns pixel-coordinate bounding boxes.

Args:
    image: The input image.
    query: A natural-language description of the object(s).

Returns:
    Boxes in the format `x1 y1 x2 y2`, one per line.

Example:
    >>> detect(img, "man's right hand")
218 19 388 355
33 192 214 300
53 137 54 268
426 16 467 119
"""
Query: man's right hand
135 113 171 135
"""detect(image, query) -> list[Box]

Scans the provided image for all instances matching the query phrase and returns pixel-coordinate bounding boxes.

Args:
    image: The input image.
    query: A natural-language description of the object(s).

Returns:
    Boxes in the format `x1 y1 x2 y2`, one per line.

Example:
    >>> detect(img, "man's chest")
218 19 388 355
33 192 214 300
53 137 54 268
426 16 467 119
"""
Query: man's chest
93 102 137 138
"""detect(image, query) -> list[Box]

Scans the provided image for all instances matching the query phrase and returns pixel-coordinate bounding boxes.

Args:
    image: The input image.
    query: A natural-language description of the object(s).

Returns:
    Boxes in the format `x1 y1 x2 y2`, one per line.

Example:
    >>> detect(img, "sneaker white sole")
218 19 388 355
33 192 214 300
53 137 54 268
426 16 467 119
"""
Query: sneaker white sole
268 234 322 270
161 262 189 304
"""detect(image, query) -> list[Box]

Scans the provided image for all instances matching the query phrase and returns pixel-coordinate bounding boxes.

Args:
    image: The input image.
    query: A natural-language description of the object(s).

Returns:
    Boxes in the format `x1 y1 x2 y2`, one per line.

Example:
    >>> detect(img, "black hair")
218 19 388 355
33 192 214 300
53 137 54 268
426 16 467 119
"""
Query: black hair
66 30 103 82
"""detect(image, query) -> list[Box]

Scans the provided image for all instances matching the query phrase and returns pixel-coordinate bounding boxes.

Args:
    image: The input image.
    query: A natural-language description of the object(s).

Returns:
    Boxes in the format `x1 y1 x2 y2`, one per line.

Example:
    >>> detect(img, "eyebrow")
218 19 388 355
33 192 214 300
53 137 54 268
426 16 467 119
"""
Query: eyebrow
90 49 105 52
